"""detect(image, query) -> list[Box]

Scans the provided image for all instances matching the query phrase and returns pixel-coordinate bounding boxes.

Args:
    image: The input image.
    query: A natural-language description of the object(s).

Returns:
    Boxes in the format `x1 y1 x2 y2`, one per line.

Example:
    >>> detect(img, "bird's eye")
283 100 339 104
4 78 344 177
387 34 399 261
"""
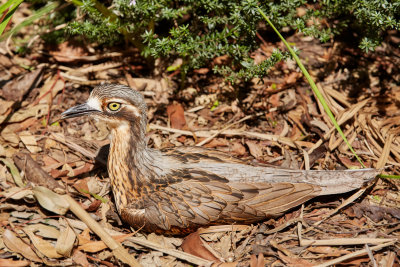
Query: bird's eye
107 102 121 111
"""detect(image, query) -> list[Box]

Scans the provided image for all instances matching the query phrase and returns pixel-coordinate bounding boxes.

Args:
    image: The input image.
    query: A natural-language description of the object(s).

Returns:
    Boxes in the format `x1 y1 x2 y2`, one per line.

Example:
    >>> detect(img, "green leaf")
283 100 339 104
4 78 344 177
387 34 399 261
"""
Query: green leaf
78 188 108 203
210 100 219 111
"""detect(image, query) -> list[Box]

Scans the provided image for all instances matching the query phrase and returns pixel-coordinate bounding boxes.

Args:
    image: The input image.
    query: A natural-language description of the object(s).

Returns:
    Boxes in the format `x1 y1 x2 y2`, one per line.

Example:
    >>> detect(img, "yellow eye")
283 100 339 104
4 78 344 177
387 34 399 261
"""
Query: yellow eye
107 102 121 111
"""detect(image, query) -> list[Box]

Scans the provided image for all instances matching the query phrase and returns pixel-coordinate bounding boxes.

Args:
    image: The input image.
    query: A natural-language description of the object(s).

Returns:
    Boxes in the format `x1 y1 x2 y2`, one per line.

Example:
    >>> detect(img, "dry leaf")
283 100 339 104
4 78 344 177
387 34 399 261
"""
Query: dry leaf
342 257 370 265
278 251 314 267
246 141 263 159
3 229 42 262
338 156 364 169
61 163 75 177
193 68 209 74
0 258 30 266
1 187 33 200
0 158 25 187
285 72 301 84
50 41 88 63
130 78 170 104
203 138 229 148
33 186 69 215
181 231 220 262
73 162 94 177
13 152 65 192
78 233 134 253
73 178 91 198
16 117 38 132
11 211 40 220
78 228 91 245
0 99 14 124
19 131 41 153
167 102 187 130
1 67 43 101
23 227 64 259
55 218 76 256
147 233 182 249
8 104 48 123
24 224 60 239
44 138 59 150
307 246 348 257
217 262 239 267
1 127 20 144
89 199 103 212
37 75 65 104
42 155 60 166
213 55 230 65
50 169 69 178
230 142 246 156
72 250 91 267
250 253 266 267
310 119 330 133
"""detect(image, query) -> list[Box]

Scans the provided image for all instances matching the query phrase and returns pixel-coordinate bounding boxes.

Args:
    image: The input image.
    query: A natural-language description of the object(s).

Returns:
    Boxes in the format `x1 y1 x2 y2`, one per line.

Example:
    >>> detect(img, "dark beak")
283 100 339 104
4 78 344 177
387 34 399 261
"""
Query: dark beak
61 103 101 119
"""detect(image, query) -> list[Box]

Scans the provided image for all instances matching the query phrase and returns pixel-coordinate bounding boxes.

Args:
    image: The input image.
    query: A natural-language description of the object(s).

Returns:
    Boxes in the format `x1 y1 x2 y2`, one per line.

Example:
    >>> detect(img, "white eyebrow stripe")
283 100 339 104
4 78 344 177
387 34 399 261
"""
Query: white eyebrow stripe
87 97 102 111
124 105 141 117
106 98 129 104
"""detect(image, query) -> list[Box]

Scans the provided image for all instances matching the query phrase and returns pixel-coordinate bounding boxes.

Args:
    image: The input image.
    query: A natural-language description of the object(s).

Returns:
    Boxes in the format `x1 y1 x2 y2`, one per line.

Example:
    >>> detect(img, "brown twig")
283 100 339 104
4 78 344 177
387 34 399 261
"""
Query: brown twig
314 241 395 267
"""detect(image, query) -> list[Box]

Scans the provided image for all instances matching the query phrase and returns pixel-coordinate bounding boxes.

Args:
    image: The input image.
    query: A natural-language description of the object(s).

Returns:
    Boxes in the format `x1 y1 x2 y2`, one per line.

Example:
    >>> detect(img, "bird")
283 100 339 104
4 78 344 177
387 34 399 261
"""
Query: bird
61 84 379 234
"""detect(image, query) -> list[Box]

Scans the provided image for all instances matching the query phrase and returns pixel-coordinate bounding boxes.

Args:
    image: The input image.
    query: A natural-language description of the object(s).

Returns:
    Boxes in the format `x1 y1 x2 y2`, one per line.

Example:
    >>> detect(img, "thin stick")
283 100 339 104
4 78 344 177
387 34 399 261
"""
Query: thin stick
297 205 304 246
62 195 141 267
50 133 100 162
314 241 395 267
312 188 366 226
149 124 297 148
376 134 394 169
196 113 263 146
264 218 304 235
365 244 378 267
300 237 396 246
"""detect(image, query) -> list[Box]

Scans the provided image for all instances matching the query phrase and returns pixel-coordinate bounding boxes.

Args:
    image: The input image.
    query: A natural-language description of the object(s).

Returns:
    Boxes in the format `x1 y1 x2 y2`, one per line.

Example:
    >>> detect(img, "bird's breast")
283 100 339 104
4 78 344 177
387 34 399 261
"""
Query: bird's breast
108 127 141 210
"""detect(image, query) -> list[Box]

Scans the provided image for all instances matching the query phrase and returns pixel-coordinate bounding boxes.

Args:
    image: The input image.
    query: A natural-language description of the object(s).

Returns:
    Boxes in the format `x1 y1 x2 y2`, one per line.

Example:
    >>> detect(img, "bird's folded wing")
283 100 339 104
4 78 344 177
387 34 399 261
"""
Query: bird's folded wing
124 179 321 231
161 146 379 195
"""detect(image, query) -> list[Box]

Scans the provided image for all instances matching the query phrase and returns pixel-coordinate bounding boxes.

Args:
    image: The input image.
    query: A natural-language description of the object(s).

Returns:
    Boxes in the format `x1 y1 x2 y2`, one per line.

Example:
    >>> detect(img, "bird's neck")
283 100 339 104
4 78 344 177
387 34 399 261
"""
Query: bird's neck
108 120 156 206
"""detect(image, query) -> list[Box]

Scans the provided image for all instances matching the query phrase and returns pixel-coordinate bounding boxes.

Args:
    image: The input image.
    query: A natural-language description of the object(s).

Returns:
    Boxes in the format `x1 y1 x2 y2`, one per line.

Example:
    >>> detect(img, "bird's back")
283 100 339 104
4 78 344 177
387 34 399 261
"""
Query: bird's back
158 146 378 195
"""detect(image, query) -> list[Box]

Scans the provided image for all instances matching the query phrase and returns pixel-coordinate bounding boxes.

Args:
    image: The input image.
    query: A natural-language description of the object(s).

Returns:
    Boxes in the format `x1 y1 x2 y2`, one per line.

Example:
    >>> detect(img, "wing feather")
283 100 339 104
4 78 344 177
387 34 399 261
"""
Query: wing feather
119 146 376 232
124 180 320 231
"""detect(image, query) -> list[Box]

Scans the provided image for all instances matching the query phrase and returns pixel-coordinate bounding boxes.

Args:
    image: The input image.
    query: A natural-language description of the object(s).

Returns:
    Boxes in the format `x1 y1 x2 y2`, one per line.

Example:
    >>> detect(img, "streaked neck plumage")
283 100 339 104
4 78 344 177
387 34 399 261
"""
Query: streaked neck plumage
107 113 156 209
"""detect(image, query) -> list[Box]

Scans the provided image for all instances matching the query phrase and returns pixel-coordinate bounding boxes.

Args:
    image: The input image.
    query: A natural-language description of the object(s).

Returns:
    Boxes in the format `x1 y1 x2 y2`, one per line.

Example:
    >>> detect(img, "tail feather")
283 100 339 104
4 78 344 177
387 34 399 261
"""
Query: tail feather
268 168 380 195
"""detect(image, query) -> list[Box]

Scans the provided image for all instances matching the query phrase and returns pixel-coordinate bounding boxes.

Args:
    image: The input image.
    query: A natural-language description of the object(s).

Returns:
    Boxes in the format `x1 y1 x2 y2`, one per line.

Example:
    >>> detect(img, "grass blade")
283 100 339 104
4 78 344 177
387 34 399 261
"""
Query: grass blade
257 7 365 168
0 1 59 41
0 0 24 36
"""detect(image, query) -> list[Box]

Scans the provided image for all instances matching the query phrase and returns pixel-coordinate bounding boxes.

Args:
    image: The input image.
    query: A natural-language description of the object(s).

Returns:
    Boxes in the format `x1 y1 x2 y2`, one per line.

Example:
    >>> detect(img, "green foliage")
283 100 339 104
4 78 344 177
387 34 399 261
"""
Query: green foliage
0 0 24 36
41 4 76 44
60 0 399 81
68 0 267 81
214 50 292 82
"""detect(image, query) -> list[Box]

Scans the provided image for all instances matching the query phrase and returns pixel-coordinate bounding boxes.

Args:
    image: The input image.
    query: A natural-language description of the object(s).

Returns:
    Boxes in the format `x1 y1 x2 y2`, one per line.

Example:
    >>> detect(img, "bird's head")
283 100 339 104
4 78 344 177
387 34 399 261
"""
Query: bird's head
61 84 147 130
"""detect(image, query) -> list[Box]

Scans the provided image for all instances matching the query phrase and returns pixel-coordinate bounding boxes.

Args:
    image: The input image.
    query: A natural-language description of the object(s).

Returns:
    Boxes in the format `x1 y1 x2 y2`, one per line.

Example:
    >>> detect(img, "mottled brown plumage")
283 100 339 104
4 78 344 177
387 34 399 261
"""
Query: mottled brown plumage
62 84 379 234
